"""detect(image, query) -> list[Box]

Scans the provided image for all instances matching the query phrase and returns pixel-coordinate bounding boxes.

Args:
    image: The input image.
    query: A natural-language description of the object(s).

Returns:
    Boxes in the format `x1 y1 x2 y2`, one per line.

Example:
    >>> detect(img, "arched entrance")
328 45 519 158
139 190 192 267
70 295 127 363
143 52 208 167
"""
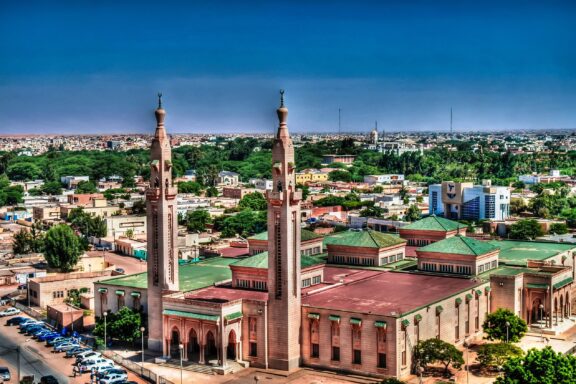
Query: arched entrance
227 330 237 360
205 330 217 363
170 328 181 359
560 294 565 321
532 298 544 325
188 329 200 362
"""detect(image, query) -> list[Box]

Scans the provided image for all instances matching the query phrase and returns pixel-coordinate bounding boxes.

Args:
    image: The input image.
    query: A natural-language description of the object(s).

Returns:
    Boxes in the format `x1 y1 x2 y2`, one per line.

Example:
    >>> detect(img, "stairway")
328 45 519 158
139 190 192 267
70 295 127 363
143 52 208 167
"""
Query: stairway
160 359 246 375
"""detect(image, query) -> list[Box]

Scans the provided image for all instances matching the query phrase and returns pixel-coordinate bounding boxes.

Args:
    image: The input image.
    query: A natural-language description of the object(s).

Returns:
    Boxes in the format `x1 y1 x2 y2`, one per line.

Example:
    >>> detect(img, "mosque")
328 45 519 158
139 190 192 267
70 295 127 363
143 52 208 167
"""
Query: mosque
95 93 576 380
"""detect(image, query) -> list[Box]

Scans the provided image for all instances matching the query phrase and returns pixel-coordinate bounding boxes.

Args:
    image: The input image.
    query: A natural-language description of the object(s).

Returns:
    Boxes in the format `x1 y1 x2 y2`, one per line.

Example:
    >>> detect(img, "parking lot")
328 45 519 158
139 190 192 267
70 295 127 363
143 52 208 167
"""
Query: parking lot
0 305 146 384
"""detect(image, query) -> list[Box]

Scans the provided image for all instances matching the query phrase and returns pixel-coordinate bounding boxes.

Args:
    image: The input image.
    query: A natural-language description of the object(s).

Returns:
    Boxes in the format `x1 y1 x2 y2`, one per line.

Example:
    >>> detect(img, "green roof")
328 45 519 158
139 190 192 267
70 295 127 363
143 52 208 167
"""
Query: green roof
418 235 498 256
99 257 235 291
248 229 322 242
553 277 573 290
231 252 324 269
526 283 549 289
323 230 406 249
225 312 243 321
488 240 576 267
163 309 219 322
402 216 466 232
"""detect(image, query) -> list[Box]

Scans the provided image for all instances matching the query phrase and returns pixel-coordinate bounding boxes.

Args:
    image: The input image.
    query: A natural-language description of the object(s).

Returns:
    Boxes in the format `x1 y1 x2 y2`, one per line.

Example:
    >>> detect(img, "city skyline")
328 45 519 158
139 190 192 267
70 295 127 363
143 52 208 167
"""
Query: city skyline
1 0 575 134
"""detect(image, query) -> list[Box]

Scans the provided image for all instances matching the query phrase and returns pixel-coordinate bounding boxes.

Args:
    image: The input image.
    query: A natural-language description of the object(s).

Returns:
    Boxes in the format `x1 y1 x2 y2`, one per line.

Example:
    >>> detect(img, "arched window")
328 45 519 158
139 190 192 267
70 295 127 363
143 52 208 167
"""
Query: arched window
310 319 319 358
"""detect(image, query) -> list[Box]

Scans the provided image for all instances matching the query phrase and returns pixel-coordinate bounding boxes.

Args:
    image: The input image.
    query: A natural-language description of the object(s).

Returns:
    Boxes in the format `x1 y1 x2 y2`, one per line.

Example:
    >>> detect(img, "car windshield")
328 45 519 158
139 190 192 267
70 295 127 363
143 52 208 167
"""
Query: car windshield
0 368 9 373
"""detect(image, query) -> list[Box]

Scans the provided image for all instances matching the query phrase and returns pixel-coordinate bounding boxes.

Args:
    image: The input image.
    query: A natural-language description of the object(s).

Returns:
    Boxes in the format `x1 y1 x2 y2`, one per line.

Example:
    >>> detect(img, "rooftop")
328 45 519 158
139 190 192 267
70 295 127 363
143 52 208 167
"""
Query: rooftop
303 267 482 317
98 257 235 291
418 235 499 256
488 240 576 266
401 215 467 232
231 252 325 270
323 229 406 249
184 285 268 302
248 229 323 242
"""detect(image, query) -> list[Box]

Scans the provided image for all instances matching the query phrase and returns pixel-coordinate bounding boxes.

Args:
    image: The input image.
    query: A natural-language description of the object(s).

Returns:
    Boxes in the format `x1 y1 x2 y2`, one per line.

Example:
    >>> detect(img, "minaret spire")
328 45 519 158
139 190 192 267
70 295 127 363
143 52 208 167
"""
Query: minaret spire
154 92 167 140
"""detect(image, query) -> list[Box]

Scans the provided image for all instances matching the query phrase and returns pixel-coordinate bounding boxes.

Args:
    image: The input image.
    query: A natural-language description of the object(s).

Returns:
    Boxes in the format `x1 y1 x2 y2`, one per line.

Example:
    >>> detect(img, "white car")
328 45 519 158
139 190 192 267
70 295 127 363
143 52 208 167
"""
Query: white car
77 358 113 374
98 370 128 384
76 350 100 363
0 308 21 317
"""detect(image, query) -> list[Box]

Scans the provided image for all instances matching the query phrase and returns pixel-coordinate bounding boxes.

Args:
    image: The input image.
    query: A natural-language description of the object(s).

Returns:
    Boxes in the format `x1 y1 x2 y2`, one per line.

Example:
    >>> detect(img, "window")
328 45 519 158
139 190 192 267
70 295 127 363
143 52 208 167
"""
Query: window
310 319 320 358
302 278 311 288
380 256 388 265
378 353 387 369
332 346 340 361
237 279 250 288
491 260 497 269
52 291 64 299
311 343 319 358
353 349 362 365
312 275 321 285
249 342 257 357
253 281 267 291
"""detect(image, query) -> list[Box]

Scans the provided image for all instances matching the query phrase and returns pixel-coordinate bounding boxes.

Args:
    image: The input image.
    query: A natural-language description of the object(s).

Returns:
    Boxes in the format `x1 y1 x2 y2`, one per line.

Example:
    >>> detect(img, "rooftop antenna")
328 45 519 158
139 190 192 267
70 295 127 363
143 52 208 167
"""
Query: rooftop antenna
450 107 453 136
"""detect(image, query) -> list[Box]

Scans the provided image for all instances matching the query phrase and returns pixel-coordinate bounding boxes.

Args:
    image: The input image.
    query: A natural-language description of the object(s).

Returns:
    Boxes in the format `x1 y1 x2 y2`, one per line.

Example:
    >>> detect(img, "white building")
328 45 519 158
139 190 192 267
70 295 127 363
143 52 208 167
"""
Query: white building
249 178 273 190
429 181 510 221
60 175 90 189
363 174 405 185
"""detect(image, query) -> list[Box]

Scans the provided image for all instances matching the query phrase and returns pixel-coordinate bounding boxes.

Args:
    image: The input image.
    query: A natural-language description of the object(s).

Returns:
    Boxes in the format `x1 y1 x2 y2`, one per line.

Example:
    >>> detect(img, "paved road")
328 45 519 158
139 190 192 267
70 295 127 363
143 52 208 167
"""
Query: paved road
0 310 148 383
104 252 147 275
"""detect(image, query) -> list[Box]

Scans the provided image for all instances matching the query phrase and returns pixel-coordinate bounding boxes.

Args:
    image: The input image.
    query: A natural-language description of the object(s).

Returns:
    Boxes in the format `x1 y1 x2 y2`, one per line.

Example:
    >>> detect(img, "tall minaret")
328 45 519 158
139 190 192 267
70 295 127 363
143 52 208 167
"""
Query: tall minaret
145 94 179 352
267 90 302 371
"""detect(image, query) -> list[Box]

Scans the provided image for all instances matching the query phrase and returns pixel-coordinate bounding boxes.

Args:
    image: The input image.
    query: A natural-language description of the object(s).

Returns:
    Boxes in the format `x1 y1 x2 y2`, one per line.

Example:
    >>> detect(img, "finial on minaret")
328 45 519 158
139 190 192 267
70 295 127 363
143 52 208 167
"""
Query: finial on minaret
276 89 288 131
154 93 166 138
280 89 285 107
157 92 163 109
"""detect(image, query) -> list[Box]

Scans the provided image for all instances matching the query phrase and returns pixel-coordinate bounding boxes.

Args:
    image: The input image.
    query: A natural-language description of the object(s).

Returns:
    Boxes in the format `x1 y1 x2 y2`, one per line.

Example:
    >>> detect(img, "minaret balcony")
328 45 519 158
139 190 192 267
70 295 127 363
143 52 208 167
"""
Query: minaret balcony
291 191 302 202
267 191 284 203
146 188 161 201
165 186 178 199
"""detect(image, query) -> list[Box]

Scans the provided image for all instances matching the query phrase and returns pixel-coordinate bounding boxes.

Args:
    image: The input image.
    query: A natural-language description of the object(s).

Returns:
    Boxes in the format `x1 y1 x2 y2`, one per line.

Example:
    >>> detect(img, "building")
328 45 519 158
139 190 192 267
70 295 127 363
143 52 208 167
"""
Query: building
29 270 113 309
322 155 355 165
222 187 256 199
248 178 273 191
519 170 572 185
363 174 404 185
247 229 323 256
218 171 240 186
91 96 576 381
398 215 467 246
295 169 329 184
429 181 510 221
60 176 90 190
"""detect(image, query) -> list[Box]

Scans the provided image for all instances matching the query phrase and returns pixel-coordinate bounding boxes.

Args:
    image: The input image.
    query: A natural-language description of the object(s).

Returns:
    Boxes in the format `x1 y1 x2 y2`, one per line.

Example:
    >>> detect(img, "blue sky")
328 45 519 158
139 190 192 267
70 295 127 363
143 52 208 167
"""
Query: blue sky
0 0 575 134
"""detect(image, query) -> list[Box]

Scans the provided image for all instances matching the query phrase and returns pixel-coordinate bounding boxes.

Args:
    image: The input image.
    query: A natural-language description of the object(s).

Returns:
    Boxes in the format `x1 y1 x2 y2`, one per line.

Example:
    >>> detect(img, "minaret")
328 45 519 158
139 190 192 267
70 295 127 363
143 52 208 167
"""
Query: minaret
145 93 179 352
267 90 302 371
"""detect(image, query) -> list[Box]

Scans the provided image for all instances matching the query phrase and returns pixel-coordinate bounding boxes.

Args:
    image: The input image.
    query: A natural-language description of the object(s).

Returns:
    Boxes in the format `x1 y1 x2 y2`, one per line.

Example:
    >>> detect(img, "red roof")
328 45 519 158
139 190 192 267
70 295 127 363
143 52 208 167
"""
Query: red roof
184 286 268 302
303 268 480 317
219 247 250 258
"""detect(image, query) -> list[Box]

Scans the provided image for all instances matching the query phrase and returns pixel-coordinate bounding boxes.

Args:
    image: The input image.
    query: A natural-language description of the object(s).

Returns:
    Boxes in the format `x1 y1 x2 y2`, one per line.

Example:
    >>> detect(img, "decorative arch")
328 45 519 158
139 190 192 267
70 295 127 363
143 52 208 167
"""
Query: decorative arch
170 326 181 359
227 330 237 360
187 328 200 362
205 330 217 363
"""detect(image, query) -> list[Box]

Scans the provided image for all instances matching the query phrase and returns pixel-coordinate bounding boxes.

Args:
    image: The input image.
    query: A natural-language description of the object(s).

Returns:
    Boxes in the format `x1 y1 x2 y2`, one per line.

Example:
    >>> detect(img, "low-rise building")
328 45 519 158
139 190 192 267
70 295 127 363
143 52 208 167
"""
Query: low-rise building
324 230 406 267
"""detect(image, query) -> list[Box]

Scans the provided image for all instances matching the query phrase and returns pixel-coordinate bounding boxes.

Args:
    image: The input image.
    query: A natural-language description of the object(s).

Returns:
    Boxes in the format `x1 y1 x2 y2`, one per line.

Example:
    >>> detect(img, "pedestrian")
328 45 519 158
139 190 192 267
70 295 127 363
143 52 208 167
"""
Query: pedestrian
90 368 96 384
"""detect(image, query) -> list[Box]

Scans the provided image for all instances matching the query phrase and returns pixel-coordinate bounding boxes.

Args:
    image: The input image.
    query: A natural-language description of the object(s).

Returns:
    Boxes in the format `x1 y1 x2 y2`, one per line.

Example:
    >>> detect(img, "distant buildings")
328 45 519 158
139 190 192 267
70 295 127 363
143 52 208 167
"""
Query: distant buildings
363 174 404 185
519 169 571 185
322 154 355 165
429 181 510 221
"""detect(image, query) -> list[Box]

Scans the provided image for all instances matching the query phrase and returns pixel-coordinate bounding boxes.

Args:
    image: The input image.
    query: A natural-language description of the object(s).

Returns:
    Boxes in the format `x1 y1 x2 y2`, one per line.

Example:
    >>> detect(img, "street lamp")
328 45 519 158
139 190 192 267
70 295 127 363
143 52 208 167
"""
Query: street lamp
539 304 545 328
179 343 184 384
418 366 425 384
505 321 510 343
103 311 108 353
17 339 31 383
140 327 145 375
463 338 470 384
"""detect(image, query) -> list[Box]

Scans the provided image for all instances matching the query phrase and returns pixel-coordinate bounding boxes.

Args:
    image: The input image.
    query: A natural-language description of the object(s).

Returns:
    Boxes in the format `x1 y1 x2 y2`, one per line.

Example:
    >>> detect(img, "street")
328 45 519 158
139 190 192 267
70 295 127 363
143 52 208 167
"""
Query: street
0 310 147 383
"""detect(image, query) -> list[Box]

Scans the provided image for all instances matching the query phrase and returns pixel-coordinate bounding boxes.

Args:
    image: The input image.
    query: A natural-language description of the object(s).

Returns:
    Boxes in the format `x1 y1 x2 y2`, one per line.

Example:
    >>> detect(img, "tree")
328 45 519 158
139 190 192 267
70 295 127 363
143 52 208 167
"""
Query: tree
75 180 97 194
205 186 218 197
380 379 405 384
476 343 524 371
125 229 134 239
405 204 422 222
360 206 386 218
549 222 568 235
496 346 576 384
131 199 146 214
93 307 143 344
12 223 44 254
185 210 211 232
509 219 544 240
328 169 352 182
178 181 203 195
43 224 84 272
216 209 267 238
483 309 528 343
413 338 464 375
41 181 63 195
238 192 267 211
372 185 384 193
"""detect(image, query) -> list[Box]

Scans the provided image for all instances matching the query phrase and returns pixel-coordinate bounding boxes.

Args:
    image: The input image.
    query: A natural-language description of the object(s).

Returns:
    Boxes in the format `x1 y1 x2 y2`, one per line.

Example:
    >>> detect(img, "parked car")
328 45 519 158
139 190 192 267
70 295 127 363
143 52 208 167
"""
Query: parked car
40 375 59 384
76 358 113 374
24 325 46 335
38 332 60 342
19 321 43 331
76 351 101 364
98 370 128 384
6 316 27 326
96 367 127 381
0 366 10 381
53 341 79 352
66 346 90 358
114 268 125 274
47 336 67 346
0 307 21 317
32 329 52 338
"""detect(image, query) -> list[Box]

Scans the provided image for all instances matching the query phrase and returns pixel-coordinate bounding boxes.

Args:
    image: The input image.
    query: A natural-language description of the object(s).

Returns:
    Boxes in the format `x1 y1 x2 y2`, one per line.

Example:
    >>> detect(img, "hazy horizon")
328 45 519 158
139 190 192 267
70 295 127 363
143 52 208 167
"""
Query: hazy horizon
1 1 575 135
